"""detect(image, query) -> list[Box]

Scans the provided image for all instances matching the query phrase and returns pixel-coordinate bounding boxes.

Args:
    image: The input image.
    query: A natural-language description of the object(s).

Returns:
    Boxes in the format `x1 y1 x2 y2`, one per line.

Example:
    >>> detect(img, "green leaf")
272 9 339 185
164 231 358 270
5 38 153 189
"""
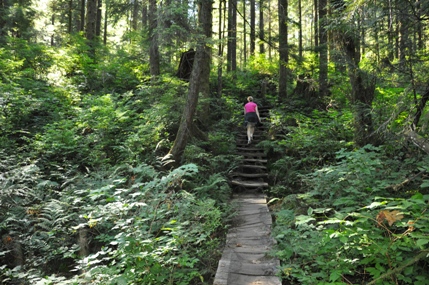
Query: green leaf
416 239 429 248
295 215 316 225
329 270 342 282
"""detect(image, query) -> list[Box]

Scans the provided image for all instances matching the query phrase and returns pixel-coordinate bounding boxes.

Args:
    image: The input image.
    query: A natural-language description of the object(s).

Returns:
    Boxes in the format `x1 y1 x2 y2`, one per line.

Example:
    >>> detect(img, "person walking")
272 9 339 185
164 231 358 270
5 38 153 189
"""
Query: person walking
244 96 261 144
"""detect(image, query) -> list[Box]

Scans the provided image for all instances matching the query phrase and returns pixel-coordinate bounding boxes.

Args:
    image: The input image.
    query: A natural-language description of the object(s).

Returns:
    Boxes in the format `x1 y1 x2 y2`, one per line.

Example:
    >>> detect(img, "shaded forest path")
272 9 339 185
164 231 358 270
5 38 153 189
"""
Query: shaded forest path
213 106 281 285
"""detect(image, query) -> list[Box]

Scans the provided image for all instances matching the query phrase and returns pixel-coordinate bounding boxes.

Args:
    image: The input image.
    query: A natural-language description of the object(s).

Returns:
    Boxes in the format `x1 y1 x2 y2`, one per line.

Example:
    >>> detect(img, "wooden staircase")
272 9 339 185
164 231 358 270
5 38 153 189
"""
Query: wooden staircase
230 106 270 192
213 105 281 285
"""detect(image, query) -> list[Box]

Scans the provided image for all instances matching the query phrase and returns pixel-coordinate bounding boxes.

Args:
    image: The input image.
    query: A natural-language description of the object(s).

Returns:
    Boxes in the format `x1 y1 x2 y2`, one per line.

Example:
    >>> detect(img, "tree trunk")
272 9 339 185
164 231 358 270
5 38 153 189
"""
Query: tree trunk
68 0 73 34
104 0 108 45
142 2 148 28
318 0 328 97
80 0 85 32
250 0 256 55
314 0 318 47
51 13 55 46
412 88 429 130
132 0 139 30
149 0 160 79
243 0 247 64
96 0 102 37
343 34 376 147
217 0 225 97
278 0 288 99
387 0 394 60
168 0 212 164
398 0 411 70
85 0 98 41
259 0 265 54
298 0 302 58
227 0 237 72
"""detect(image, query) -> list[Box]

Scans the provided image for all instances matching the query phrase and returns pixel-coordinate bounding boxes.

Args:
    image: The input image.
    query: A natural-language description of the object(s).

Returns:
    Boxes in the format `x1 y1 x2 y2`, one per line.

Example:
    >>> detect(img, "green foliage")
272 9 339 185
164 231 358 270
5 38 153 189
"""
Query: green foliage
262 108 352 196
273 145 429 284
0 159 229 285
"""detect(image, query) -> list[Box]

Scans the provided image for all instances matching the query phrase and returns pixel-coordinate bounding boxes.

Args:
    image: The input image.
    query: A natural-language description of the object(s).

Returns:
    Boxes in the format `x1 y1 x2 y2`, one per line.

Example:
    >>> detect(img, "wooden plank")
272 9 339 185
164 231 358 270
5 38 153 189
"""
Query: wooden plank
242 158 268 163
231 180 269 188
230 172 268 178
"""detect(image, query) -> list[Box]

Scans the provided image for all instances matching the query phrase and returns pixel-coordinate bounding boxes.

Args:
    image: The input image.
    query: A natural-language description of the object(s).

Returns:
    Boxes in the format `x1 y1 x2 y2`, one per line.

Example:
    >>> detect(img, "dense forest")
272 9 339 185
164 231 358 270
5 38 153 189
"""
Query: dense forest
1 0 429 284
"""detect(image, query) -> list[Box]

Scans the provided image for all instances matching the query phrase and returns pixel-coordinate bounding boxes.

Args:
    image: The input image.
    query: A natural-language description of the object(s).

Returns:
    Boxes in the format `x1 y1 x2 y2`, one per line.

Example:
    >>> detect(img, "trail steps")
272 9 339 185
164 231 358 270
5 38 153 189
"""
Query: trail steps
213 106 281 285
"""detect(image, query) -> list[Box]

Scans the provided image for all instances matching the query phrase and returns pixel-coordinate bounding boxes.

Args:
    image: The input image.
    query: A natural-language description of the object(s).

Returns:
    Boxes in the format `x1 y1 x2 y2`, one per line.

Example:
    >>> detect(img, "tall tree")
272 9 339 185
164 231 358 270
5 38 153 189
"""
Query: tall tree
250 0 256 55
85 0 98 41
168 0 213 164
68 0 73 34
217 0 226 96
149 0 160 78
398 0 411 69
0 0 35 41
278 0 288 99
297 0 302 58
227 0 237 71
259 0 265 54
318 0 328 97
96 0 102 37
80 0 85 31
333 1 377 147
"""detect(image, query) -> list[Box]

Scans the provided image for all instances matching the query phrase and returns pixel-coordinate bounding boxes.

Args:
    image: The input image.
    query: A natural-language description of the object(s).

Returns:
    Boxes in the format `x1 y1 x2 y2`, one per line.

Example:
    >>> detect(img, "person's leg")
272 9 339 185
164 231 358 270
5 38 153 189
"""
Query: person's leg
247 125 252 144
247 123 255 144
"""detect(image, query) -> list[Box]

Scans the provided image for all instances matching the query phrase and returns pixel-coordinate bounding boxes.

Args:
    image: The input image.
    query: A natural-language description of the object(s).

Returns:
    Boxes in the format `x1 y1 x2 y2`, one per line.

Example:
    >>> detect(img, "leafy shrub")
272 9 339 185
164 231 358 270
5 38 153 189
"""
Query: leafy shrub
1 162 230 285
273 145 429 285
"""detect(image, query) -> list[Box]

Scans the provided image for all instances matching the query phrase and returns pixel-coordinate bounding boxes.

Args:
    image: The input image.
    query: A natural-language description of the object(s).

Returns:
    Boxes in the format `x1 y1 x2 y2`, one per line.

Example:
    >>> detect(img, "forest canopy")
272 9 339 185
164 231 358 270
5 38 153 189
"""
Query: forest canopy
1 0 429 284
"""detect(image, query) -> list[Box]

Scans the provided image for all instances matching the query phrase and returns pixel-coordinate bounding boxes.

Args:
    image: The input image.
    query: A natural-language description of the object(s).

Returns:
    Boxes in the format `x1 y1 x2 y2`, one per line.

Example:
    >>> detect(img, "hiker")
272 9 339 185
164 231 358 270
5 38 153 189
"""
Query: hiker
243 96 261 144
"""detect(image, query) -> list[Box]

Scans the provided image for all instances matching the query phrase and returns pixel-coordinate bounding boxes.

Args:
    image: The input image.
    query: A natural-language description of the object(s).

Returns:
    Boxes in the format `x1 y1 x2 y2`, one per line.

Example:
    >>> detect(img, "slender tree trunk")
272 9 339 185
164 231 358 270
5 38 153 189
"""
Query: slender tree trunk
80 0 85 32
387 0 394 60
259 0 265 54
104 0 108 45
85 0 97 41
318 0 328 97
278 0 288 99
398 0 410 70
243 1 247 64
412 88 429 130
298 0 302 58
227 0 237 72
314 0 318 47
149 0 160 79
51 13 55 46
68 0 73 34
416 0 422 50
96 0 102 37
218 0 225 97
142 1 148 28
168 0 212 164
343 33 376 147
250 0 256 55
268 0 272 58
197 0 212 123
132 0 139 30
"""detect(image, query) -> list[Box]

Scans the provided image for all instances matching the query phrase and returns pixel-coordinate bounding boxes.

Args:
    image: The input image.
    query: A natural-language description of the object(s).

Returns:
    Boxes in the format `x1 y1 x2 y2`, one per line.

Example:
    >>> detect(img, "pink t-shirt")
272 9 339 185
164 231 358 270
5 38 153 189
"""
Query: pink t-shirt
244 102 257 113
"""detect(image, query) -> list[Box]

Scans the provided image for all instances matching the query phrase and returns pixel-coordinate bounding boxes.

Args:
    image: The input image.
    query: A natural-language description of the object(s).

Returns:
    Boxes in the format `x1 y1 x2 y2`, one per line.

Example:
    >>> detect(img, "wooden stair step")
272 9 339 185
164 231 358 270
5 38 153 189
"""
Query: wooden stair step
239 164 267 170
231 180 269 188
236 147 264 152
236 152 267 158
243 158 267 163
230 172 268 178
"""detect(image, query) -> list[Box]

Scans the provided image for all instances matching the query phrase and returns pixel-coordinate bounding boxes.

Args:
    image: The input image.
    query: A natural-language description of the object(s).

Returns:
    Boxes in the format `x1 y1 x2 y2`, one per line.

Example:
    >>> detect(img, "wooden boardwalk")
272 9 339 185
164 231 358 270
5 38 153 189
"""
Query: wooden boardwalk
213 193 281 285
213 106 281 285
